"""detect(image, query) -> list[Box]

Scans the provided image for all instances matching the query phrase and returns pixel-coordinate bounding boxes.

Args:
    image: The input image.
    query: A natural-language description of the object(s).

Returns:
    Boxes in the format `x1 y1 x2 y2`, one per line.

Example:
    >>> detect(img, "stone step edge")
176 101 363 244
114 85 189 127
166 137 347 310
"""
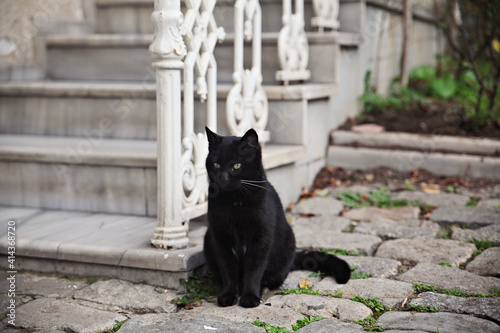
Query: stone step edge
96 0 153 7
0 134 307 170
95 0 306 7
331 130 500 157
45 31 361 48
327 145 500 180
0 81 336 101
0 207 205 275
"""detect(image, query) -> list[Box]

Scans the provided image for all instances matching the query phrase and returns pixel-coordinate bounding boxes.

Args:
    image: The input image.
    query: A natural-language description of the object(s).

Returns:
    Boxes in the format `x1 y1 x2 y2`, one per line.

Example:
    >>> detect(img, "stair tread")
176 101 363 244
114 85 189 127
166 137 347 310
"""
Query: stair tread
331 130 500 156
46 31 360 47
0 80 336 101
0 134 306 169
0 206 205 272
0 80 156 97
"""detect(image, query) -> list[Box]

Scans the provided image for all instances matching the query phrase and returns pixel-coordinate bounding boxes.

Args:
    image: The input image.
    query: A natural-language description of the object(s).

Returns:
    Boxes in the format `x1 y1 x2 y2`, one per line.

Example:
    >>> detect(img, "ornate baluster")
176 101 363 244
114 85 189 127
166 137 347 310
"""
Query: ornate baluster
276 0 311 85
226 0 270 143
149 0 189 249
181 0 225 221
311 0 340 32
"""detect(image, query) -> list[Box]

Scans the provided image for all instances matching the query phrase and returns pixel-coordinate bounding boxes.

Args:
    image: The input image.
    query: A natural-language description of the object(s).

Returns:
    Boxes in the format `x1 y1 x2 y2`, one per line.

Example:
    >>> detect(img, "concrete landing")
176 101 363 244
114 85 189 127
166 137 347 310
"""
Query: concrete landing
0 207 206 288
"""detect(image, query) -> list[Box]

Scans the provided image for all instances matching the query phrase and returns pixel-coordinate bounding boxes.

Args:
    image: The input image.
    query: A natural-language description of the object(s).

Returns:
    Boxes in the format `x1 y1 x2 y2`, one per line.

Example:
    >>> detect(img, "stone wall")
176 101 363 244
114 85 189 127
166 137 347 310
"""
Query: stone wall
0 0 89 66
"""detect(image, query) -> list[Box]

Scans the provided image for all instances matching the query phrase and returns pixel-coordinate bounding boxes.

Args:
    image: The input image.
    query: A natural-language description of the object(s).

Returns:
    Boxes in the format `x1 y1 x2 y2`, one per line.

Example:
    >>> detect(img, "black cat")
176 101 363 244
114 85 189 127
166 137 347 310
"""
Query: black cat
204 127 350 308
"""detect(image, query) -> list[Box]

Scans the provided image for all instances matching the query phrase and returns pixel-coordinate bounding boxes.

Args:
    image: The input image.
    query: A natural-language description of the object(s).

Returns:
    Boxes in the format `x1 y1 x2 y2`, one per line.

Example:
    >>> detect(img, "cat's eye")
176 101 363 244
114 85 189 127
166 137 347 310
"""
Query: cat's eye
233 163 241 170
214 162 221 169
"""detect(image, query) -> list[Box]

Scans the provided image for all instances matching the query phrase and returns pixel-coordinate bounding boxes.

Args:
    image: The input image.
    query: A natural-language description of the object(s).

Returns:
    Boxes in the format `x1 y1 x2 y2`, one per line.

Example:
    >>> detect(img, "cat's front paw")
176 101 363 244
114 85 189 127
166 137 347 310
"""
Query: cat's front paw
217 293 237 307
239 294 261 308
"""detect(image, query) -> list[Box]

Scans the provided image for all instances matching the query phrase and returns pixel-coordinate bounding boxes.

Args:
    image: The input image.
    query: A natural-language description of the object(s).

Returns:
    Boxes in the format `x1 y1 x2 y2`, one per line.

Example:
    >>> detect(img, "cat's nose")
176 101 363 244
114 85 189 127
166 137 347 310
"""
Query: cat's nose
220 171 230 185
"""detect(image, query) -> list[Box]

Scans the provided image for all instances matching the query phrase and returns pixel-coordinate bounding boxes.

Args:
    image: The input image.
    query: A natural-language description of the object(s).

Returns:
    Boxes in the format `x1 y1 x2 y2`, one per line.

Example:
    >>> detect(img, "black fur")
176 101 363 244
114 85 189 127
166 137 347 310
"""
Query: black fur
204 127 350 308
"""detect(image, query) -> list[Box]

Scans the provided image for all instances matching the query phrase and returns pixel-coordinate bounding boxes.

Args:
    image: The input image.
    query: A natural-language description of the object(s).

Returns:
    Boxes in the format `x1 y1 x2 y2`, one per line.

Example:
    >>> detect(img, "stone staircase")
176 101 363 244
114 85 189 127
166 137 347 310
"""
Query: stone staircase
0 0 363 287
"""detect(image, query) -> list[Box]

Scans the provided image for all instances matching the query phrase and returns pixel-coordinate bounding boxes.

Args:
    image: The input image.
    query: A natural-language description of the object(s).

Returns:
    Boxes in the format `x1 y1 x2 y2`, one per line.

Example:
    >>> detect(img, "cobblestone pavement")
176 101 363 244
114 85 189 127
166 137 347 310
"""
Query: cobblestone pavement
2 185 500 333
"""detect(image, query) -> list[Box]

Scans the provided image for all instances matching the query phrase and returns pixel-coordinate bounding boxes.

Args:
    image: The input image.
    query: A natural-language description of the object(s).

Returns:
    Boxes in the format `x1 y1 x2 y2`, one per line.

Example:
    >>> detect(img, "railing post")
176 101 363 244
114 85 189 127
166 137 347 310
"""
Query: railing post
149 0 189 249
311 0 340 32
276 0 311 85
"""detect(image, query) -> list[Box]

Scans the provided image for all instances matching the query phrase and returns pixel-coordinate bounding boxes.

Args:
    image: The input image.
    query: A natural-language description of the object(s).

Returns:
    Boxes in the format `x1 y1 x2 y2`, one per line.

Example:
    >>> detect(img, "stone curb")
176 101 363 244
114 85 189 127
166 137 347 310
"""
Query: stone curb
327 146 500 180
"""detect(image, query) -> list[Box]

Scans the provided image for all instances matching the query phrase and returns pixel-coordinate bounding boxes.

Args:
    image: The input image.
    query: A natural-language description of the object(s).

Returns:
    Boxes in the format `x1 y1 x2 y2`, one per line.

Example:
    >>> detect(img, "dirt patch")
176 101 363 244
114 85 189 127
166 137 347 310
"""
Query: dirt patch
340 102 500 139
310 166 500 196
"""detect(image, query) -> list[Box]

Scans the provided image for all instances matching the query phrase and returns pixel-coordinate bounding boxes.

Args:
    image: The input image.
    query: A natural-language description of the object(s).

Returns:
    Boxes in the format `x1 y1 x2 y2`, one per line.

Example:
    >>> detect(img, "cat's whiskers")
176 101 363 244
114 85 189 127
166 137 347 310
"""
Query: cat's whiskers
240 181 269 191
240 179 268 183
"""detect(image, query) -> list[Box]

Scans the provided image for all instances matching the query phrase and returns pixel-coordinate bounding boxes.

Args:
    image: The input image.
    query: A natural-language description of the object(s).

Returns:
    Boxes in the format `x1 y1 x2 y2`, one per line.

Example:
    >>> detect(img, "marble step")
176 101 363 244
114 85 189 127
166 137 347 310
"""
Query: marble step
45 32 359 83
0 80 336 141
0 206 207 288
93 0 365 35
327 131 500 180
94 0 315 35
0 134 306 215
331 130 500 157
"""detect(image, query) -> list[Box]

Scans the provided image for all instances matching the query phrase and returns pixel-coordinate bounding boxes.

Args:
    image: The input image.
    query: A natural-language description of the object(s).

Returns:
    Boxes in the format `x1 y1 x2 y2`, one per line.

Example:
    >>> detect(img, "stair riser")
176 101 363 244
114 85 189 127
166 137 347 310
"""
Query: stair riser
47 41 338 84
0 94 312 144
0 96 157 140
95 1 316 34
327 146 500 180
0 141 313 215
0 161 158 216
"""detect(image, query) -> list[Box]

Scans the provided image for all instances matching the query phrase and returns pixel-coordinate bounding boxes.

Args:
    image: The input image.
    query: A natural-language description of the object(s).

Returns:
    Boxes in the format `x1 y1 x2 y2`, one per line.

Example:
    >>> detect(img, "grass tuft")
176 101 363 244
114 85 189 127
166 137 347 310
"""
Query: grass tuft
322 248 363 256
413 283 500 298
357 316 386 332
251 316 324 333
437 262 452 267
406 304 439 312
171 274 218 308
106 319 128 333
351 296 388 316
337 187 419 210
277 285 322 296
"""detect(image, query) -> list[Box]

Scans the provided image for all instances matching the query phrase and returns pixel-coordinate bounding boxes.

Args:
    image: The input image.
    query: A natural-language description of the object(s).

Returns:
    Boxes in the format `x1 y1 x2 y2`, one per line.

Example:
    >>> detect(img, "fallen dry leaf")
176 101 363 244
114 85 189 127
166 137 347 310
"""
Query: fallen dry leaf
421 184 440 194
315 188 331 197
299 278 311 289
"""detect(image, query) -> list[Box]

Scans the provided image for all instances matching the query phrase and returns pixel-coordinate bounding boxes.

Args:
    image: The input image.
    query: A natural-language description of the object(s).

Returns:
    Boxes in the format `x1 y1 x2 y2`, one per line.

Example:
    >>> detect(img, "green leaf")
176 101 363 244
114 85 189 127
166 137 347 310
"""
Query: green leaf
430 76 457 99
409 65 436 81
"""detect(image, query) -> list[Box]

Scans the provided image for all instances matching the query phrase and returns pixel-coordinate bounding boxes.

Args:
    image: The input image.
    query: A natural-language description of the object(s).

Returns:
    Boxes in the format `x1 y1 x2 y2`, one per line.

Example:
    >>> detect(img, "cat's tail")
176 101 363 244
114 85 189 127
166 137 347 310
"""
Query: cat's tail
292 250 350 284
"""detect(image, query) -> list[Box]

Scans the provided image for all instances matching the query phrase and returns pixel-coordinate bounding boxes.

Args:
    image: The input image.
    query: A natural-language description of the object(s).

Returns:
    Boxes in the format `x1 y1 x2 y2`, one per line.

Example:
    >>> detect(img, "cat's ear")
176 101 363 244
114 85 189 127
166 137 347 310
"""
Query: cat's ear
241 128 259 147
205 127 221 147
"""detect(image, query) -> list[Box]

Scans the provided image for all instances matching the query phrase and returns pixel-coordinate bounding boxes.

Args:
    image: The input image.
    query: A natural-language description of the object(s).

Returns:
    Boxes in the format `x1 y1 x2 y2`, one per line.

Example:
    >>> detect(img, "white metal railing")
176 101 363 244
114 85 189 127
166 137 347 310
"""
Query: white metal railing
181 0 225 225
311 0 340 32
226 0 270 143
276 0 311 84
149 0 225 249
149 0 329 248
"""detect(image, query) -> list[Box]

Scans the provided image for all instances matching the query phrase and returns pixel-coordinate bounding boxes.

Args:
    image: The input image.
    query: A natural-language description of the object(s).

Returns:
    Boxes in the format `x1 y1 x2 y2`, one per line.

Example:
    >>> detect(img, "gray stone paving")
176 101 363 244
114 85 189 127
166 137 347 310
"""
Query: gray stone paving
354 218 440 240
265 294 372 321
377 311 500 333
375 238 476 267
452 223 500 246
466 247 500 277
2 187 500 333
410 292 500 322
431 206 500 226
